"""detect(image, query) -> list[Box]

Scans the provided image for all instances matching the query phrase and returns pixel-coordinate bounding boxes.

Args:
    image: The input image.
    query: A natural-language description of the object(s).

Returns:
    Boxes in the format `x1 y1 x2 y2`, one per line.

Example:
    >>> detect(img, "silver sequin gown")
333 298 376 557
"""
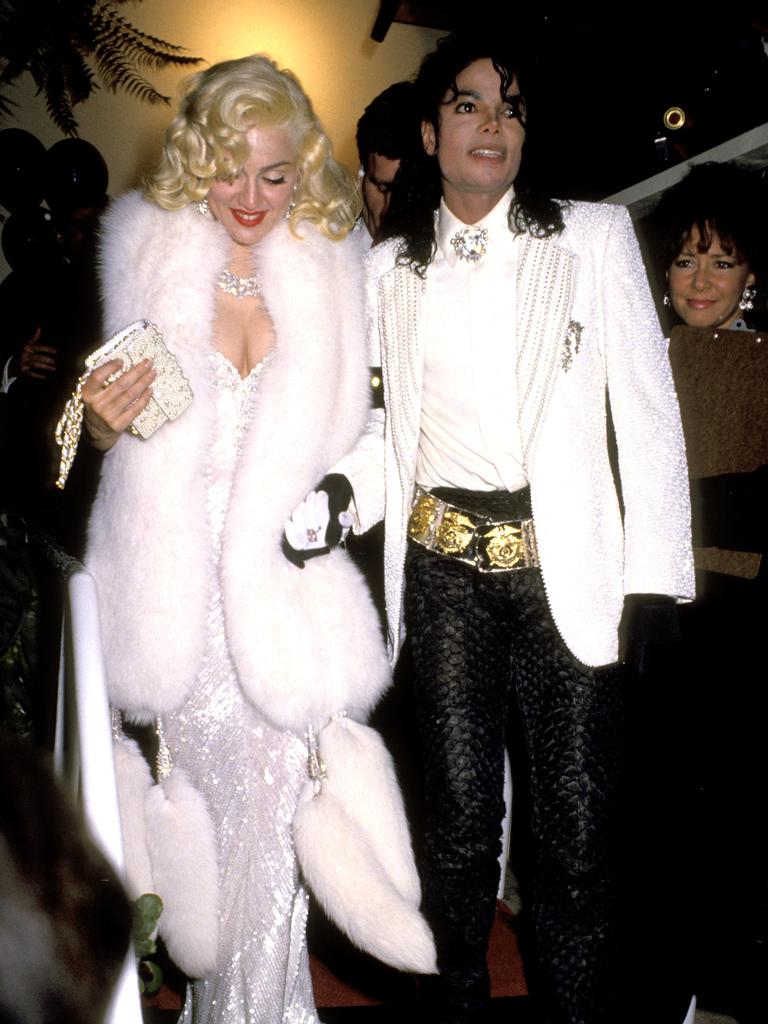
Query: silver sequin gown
163 351 319 1024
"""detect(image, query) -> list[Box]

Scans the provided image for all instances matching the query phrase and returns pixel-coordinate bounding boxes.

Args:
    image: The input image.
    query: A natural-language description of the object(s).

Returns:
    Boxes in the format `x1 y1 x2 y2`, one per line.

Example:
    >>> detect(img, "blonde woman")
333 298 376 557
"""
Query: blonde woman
81 56 396 1023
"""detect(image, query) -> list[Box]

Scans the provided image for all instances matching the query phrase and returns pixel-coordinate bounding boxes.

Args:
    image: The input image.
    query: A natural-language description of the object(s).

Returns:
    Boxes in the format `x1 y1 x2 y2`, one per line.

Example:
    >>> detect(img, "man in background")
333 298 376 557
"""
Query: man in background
356 81 419 244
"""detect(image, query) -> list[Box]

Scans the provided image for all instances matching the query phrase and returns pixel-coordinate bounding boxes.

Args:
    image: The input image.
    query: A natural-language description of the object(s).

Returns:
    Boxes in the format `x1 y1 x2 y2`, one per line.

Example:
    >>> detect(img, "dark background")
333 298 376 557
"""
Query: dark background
372 5 768 199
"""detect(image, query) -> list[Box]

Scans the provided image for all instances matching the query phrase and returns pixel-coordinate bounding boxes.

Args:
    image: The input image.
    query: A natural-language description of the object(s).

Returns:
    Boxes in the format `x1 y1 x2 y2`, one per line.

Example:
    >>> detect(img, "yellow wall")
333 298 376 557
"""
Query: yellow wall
1 0 441 274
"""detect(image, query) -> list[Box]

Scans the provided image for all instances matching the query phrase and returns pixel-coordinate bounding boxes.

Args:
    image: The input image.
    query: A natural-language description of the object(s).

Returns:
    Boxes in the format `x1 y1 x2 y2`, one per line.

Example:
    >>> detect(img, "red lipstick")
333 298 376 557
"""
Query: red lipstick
232 209 266 226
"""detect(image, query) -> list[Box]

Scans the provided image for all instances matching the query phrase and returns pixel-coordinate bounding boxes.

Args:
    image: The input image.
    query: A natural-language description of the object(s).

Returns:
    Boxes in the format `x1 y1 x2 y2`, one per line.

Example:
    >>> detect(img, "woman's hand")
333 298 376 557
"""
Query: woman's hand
82 357 156 452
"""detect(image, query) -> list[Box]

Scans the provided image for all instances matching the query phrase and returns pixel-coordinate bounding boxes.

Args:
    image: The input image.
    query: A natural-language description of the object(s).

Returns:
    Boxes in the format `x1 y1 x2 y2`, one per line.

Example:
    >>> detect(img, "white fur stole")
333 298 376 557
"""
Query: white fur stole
293 716 437 974
113 734 219 977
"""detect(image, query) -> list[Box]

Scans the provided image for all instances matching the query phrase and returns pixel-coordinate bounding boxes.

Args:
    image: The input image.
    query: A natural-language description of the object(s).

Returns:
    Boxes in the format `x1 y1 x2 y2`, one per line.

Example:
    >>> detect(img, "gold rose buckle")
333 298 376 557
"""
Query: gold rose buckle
408 488 539 573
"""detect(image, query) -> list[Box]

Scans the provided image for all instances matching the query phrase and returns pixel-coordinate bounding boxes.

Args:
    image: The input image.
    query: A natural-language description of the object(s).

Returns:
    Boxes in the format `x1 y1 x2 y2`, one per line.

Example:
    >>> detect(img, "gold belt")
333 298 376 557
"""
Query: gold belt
408 487 539 573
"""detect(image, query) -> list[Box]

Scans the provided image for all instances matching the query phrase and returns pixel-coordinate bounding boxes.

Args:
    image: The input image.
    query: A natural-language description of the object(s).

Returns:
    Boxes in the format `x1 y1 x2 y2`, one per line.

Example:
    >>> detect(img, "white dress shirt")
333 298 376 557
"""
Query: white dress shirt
415 189 528 493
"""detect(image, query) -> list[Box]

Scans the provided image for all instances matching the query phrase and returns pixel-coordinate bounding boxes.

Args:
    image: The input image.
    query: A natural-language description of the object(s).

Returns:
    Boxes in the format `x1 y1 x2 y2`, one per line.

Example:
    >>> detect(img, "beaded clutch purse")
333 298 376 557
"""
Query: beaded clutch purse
54 319 193 489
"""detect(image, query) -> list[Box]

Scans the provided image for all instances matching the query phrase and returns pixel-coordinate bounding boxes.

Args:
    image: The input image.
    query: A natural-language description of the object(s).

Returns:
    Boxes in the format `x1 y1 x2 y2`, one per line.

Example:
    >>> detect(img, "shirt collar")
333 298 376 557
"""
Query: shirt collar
730 317 752 332
436 187 515 267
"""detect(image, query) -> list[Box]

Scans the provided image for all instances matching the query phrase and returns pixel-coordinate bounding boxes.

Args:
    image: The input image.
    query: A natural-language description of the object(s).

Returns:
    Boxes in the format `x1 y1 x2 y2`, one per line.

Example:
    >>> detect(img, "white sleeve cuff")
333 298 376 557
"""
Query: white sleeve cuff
1 356 18 393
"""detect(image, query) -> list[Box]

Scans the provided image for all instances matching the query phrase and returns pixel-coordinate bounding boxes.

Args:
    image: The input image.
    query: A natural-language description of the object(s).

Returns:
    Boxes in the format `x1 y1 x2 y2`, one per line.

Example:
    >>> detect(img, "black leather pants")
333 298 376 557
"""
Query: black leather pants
404 489 624 1024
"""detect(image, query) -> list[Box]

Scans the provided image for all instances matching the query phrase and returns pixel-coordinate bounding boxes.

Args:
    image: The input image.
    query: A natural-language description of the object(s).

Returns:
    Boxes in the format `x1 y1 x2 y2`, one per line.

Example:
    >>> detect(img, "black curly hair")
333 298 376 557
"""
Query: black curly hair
379 32 566 274
654 162 767 279
356 81 421 168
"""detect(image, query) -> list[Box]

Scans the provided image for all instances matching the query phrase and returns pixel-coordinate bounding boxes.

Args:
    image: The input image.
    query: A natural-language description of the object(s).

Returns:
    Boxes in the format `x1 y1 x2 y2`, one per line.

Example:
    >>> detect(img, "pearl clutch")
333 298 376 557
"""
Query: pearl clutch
54 319 193 489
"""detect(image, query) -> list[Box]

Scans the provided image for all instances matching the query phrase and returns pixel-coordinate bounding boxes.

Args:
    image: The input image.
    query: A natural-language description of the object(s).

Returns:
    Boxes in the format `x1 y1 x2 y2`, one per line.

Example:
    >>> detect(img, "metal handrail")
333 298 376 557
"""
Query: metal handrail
54 559 143 1024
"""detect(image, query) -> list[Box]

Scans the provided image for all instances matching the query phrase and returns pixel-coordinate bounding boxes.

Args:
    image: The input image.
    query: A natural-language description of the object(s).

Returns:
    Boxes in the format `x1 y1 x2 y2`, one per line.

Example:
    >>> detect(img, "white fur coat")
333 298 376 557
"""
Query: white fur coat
87 193 390 732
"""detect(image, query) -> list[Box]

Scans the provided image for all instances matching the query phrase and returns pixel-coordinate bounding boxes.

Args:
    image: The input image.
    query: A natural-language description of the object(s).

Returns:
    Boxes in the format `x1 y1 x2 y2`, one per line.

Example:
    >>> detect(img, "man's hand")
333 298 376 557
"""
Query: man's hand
283 474 354 568
18 328 57 380
619 594 680 678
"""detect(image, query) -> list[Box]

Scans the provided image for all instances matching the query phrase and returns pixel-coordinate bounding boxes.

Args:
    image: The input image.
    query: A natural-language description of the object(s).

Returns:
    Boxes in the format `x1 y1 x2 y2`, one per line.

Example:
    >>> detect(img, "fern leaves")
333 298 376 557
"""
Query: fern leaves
0 1 203 135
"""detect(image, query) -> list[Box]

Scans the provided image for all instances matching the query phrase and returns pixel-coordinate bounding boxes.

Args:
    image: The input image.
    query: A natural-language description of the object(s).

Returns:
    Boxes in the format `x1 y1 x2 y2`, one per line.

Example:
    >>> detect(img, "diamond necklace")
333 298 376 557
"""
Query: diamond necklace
217 269 261 299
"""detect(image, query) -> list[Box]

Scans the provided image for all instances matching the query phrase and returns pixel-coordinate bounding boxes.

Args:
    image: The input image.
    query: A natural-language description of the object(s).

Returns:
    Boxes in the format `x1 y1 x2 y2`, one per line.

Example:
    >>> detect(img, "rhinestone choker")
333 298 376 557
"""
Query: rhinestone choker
217 270 261 299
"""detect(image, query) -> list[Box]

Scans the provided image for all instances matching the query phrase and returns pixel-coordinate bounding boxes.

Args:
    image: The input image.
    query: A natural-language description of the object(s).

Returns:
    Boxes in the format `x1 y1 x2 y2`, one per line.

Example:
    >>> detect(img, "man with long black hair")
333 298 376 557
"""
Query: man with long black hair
287 32 694 1024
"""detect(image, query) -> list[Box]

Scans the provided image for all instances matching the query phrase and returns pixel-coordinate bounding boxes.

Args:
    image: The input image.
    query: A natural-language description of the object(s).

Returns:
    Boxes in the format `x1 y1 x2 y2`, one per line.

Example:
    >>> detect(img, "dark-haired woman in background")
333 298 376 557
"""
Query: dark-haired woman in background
651 162 768 1024
657 161 764 332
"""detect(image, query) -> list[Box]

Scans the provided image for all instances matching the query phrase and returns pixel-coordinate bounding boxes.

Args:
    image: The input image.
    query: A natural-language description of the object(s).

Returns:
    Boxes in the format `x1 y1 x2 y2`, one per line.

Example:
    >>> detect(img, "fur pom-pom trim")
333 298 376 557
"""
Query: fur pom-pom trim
293 719 437 974
113 736 154 899
145 768 219 978
318 718 421 904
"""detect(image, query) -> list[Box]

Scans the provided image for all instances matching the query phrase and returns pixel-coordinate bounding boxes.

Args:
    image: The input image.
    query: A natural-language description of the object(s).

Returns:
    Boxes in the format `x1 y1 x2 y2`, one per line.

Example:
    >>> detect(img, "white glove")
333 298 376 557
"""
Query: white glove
285 490 330 552
284 490 354 554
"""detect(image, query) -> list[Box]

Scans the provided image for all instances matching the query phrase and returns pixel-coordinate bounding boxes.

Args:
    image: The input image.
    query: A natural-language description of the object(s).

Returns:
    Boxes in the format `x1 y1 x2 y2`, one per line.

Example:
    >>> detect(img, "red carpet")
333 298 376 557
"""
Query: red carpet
143 902 527 1019
311 901 527 1008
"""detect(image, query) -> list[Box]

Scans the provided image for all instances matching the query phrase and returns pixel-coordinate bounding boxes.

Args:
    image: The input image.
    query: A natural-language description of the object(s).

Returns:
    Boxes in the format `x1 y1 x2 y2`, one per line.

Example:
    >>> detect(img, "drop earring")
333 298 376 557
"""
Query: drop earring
285 182 299 221
739 284 756 312
195 198 211 217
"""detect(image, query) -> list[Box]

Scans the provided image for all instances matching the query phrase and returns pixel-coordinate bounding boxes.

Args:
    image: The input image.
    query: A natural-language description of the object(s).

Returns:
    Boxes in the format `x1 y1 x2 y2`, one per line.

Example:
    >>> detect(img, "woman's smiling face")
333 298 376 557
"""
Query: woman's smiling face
206 125 299 247
668 226 755 329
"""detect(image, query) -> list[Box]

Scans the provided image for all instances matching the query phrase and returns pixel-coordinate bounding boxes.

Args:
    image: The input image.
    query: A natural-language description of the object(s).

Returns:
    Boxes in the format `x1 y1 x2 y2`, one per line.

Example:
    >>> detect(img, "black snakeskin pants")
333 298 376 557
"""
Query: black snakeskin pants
404 488 624 1024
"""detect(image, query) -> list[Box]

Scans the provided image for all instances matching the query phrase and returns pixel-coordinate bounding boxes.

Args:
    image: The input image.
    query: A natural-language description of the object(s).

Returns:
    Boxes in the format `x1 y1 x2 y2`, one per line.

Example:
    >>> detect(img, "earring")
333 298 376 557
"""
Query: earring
284 201 296 221
739 284 756 312
663 291 671 308
195 198 210 217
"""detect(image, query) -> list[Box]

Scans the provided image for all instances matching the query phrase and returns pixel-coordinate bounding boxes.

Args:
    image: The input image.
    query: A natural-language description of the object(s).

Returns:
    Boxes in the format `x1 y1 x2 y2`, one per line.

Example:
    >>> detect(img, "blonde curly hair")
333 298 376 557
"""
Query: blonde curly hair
144 55 360 239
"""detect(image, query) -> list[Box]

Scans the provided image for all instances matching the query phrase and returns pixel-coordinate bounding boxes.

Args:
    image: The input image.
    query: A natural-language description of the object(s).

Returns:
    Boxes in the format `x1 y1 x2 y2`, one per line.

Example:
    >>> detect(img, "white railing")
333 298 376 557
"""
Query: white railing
53 561 143 1024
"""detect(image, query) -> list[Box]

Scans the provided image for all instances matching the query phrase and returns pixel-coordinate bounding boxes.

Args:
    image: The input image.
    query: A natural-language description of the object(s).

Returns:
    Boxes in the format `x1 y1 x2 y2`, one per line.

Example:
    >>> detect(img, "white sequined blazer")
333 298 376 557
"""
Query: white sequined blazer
337 200 695 667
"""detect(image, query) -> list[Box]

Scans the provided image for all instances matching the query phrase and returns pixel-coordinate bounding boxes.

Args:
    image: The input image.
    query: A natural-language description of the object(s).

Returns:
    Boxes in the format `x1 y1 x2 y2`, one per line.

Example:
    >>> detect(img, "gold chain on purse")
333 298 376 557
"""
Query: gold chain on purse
53 319 193 490
54 371 90 490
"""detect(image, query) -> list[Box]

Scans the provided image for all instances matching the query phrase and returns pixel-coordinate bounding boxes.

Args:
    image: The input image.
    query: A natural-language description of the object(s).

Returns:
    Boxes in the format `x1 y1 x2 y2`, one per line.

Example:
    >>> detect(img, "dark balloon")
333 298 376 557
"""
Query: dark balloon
0 129 47 213
1 206 61 272
44 138 109 212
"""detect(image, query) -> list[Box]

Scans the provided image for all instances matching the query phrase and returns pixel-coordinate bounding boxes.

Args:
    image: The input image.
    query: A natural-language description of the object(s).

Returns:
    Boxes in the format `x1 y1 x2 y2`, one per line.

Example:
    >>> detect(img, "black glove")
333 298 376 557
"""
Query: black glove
319 474 354 547
282 474 354 568
618 593 680 678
